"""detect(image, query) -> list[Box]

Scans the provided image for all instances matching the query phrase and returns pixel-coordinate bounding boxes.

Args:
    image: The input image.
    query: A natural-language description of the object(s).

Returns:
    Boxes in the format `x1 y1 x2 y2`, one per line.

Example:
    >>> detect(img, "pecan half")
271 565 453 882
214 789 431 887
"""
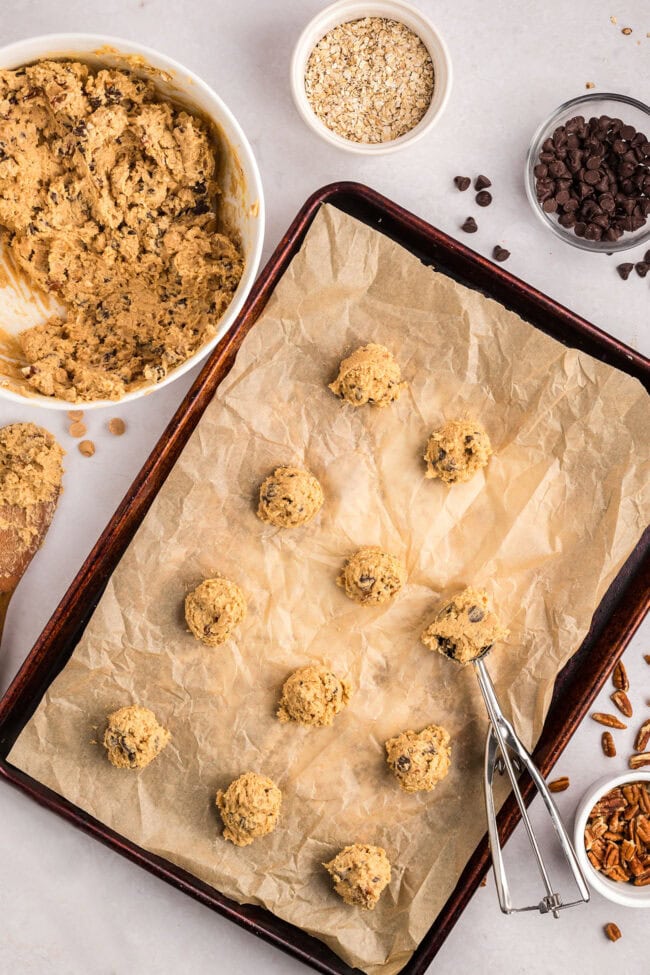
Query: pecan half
612 660 629 691
604 922 622 942
629 753 650 770
611 690 633 718
634 719 650 753
601 732 616 757
548 776 570 793
591 712 627 730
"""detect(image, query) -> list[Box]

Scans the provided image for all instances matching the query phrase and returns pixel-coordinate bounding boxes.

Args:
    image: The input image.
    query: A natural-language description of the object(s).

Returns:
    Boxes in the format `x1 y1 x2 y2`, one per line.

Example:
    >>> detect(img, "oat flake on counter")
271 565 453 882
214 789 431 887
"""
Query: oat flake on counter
304 17 434 144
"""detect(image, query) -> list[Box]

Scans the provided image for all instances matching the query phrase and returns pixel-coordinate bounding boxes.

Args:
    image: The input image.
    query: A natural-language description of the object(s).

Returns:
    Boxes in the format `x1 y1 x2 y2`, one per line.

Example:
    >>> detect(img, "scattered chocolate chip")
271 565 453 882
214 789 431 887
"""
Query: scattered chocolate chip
108 417 126 436
476 190 492 207
493 245 510 262
454 176 471 191
475 174 492 190
617 262 634 279
635 261 649 277
462 216 478 233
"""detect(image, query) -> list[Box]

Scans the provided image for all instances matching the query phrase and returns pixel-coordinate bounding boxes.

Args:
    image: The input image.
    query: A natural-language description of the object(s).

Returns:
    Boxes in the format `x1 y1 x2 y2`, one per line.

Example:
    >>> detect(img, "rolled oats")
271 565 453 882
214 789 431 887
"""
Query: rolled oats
304 17 434 144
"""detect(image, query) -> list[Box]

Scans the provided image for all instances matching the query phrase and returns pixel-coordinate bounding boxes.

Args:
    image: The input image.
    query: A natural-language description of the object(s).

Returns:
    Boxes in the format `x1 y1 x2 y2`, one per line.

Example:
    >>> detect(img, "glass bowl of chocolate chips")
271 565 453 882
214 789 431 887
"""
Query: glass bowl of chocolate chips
526 93 650 252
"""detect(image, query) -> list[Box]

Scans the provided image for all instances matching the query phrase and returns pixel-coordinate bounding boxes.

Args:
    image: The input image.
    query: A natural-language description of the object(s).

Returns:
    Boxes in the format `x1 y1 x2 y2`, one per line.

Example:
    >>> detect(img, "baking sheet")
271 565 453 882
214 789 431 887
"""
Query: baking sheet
8 204 650 975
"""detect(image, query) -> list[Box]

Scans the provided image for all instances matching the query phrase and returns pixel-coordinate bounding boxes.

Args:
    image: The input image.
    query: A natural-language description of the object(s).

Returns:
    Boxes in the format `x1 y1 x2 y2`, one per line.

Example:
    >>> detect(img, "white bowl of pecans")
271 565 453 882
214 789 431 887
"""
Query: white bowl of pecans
574 771 650 908
290 0 452 154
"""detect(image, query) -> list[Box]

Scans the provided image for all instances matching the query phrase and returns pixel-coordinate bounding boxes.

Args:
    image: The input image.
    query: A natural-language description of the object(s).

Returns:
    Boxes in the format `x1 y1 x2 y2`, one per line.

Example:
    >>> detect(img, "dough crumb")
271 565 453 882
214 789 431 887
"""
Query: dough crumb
323 844 391 909
184 576 246 647
337 547 406 606
257 466 324 528
385 724 451 792
0 60 243 402
424 419 492 484
103 704 170 769
216 771 282 846
329 343 405 407
421 587 508 664
277 665 351 726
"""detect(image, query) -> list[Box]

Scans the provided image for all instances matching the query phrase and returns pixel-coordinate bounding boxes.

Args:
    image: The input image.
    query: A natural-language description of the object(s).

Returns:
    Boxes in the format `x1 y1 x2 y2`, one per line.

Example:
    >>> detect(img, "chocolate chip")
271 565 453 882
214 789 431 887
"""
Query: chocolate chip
617 262 634 279
475 174 492 190
396 755 411 772
476 190 492 207
493 245 510 262
462 216 478 233
454 176 471 191
635 261 649 277
468 606 485 623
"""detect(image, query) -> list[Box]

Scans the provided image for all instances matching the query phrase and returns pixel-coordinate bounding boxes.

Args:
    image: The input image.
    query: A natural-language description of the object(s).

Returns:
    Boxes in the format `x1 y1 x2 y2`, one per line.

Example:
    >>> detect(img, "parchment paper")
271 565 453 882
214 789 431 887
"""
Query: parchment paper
8 205 650 975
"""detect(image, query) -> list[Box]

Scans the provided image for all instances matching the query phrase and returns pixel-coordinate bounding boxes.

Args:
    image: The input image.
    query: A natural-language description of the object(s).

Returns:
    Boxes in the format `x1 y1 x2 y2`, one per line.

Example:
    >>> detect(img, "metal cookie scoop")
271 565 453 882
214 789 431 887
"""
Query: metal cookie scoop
475 656 590 916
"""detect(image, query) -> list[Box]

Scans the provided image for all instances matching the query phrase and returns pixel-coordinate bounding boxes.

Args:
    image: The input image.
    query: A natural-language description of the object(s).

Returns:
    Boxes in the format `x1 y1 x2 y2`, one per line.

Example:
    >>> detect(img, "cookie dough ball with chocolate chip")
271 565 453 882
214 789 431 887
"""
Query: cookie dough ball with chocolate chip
424 419 492 484
337 547 406 606
329 343 405 407
216 772 282 847
184 576 246 647
257 466 324 528
385 724 451 793
421 587 508 665
323 844 391 910
103 704 171 770
277 665 351 727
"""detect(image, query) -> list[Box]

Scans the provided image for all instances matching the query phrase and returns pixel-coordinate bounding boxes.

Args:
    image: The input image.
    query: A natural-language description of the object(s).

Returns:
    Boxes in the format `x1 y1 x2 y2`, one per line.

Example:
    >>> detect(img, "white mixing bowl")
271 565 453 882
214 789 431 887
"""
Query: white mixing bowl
0 33 264 410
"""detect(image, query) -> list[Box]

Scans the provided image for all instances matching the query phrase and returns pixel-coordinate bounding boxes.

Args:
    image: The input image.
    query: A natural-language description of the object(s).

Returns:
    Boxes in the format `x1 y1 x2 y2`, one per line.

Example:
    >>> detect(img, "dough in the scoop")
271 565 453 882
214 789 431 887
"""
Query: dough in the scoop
257 466 324 528
421 587 508 664
0 60 243 402
277 665 351 727
329 343 405 407
216 772 282 847
337 547 406 606
0 422 64 544
424 419 492 484
103 704 170 769
385 724 451 792
323 844 391 909
184 576 246 647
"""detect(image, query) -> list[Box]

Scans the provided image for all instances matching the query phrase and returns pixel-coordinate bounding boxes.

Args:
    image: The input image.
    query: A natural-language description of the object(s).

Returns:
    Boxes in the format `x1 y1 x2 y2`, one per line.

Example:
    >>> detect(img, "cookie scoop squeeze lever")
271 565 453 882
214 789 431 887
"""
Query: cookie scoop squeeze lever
422 588 590 917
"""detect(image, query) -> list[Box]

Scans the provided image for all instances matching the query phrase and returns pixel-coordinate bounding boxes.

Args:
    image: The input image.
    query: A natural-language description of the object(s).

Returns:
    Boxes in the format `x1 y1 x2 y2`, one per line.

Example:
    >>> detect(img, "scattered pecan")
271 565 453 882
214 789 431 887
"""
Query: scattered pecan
591 712 627 729
612 660 629 691
601 732 617 758
548 776 570 793
604 922 622 942
629 753 650 770
634 719 650 753
644 655 650 665
611 690 633 718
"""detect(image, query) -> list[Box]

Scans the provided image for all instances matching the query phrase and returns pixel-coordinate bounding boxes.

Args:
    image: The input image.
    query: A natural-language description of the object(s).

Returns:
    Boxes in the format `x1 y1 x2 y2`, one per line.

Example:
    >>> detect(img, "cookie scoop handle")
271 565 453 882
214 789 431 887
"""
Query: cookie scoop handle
474 657 590 916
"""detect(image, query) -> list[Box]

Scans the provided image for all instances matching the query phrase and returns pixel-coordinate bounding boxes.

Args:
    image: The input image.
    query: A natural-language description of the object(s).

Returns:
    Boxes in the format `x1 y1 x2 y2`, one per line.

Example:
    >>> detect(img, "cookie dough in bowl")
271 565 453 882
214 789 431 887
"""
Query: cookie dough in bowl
0 34 264 409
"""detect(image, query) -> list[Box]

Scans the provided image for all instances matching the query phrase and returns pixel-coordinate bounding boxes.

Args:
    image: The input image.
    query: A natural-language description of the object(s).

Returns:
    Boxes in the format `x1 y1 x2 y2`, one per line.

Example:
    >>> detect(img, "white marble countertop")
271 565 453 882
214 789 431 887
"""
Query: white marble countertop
0 1 648 972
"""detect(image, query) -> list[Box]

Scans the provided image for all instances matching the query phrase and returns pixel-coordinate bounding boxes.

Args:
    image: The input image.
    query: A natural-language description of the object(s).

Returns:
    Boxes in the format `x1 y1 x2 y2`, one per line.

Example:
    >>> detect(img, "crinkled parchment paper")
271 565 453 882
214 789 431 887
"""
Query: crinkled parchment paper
8 205 650 974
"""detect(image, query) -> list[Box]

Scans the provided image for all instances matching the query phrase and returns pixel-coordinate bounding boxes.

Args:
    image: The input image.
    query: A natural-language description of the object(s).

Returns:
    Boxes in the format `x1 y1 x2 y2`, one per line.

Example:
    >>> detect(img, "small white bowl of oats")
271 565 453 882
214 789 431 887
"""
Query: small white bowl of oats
290 0 452 154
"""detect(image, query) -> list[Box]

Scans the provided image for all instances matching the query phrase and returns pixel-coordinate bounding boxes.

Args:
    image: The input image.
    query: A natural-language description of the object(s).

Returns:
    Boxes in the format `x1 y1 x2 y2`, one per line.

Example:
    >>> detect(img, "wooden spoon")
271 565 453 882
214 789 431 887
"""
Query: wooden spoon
0 482 62 642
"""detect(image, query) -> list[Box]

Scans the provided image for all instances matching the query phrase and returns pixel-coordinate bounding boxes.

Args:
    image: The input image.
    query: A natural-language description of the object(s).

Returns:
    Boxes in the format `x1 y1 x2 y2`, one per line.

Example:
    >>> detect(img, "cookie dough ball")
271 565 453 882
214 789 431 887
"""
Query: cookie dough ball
257 466 324 528
424 419 492 484
103 705 171 770
337 547 406 606
277 665 351 727
323 844 391 910
216 772 282 847
385 724 451 793
421 587 508 665
329 343 405 408
184 576 246 647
